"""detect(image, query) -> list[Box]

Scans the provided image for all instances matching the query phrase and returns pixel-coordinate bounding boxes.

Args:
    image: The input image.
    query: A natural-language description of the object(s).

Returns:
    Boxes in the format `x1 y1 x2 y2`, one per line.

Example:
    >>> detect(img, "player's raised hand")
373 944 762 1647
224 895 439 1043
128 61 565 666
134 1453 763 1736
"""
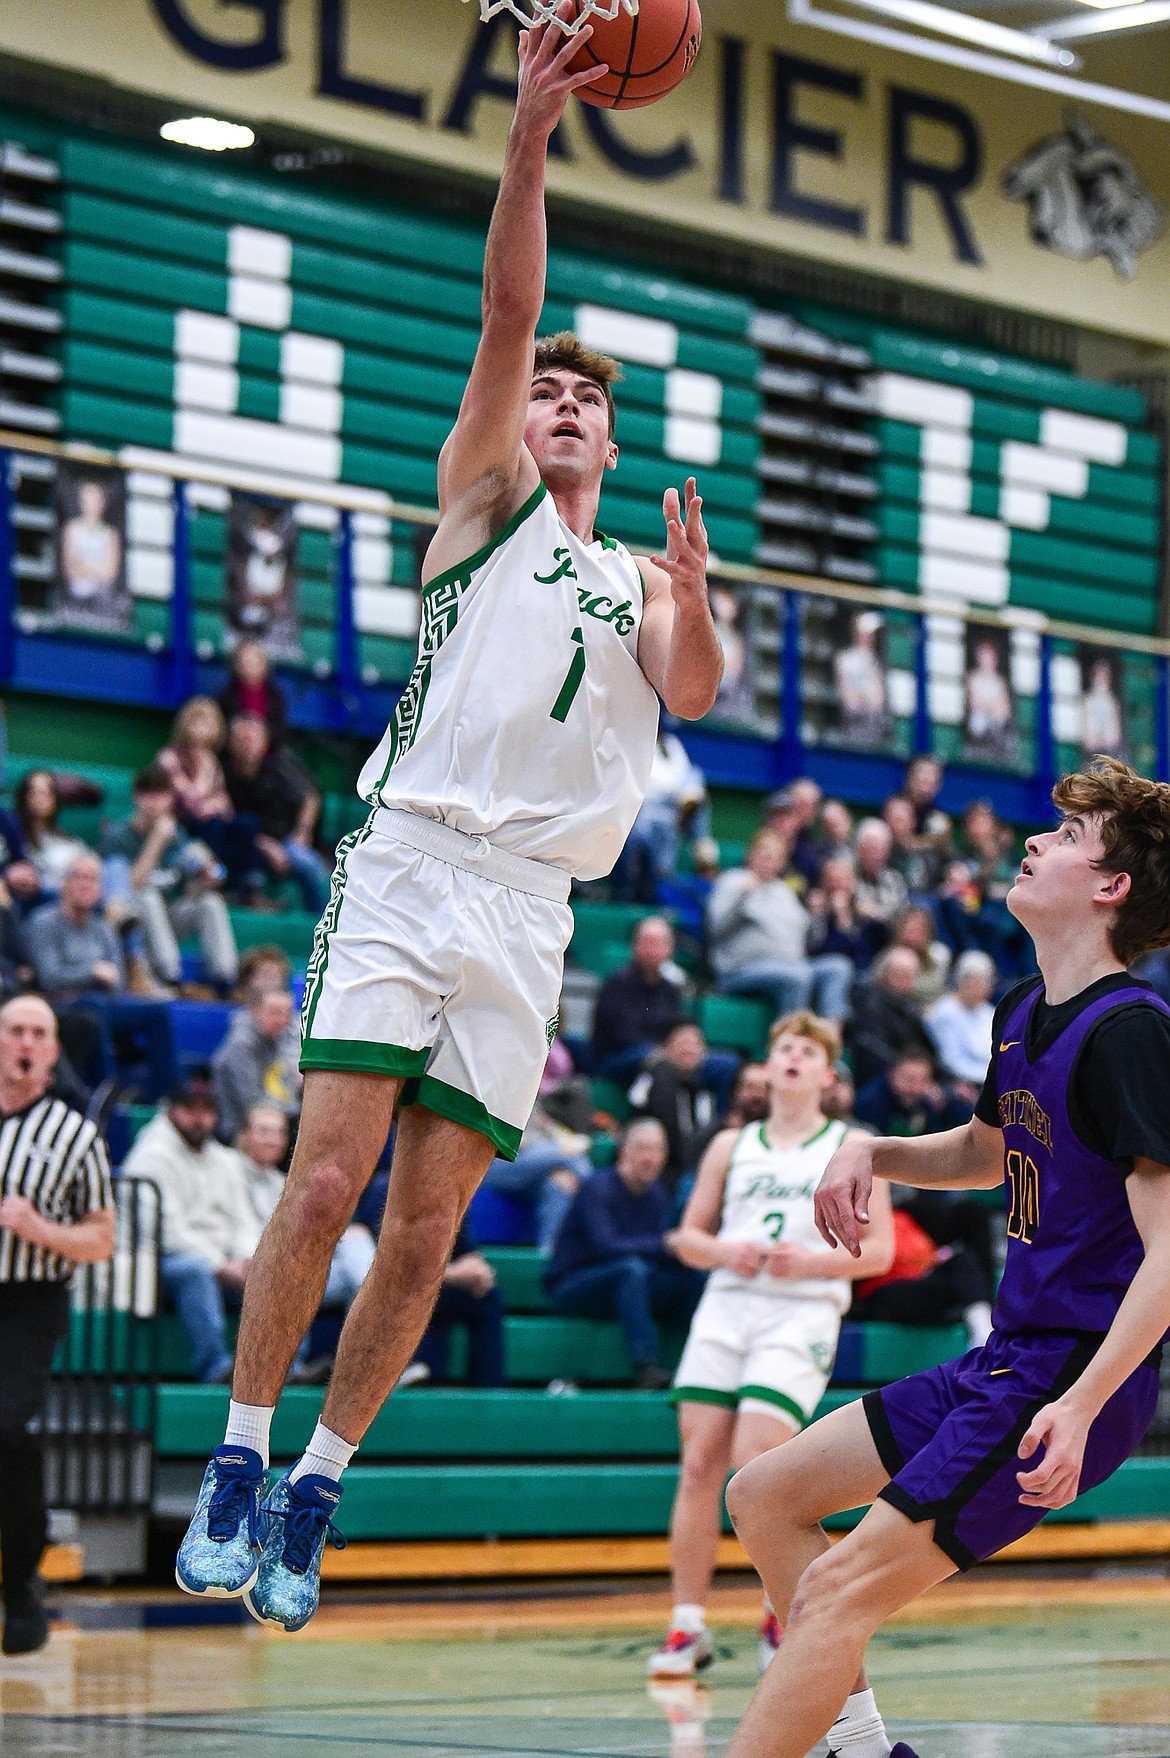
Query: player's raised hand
653 478 710 609
814 1135 874 1257
1016 1396 1090 1509
516 5 610 137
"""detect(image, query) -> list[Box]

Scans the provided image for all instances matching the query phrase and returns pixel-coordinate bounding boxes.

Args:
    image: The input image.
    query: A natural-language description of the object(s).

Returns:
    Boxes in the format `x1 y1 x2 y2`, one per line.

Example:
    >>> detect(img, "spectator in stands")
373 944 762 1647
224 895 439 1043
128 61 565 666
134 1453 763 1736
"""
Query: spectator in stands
817 798 854 864
218 639 289 750
722 1061 771 1129
944 799 1031 975
881 794 946 894
0 799 39 913
872 903 952 1009
236 1104 376 1383
29 853 123 1001
628 1020 720 1189
101 764 239 996
760 783 821 890
411 1220 507 1388
30 853 179 1099
544 1118 703 1390
845 947 937 1088
14 771 87 898
157 698 263 899
904 754 952 847
235 944 292 1005
222 715 330 915
123 1081 256 1384
852 817 908 933
852 1048 969 1138
211 986 301 1143
480 1084 593 1256
850 1203 993 1348
822 1061 857 1125
0 905 30 1002
806 856 885 982
590 916 687 1083
926 950 997 1098
613 730 711 904
707 830 853 1022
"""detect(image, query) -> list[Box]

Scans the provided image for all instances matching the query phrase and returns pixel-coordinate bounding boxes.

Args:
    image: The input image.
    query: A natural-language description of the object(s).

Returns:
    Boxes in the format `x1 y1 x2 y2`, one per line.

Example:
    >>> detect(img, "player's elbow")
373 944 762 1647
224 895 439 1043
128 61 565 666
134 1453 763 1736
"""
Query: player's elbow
660 680 719 721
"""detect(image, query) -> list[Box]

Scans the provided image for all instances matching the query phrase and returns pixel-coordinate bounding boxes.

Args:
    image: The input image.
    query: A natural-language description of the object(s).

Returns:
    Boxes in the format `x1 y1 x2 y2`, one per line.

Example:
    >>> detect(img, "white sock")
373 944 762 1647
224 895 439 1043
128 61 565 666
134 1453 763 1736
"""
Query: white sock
829 1687 891 1758
289 1422 357 1487
964 1301 994 1346
223 1401 273 1469
670 1602 707 1634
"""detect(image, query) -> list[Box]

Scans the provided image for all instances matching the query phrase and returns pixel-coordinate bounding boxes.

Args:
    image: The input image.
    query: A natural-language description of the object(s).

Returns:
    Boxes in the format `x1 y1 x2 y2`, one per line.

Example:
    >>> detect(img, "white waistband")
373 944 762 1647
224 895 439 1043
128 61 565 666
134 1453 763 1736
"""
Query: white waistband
371 808 572 905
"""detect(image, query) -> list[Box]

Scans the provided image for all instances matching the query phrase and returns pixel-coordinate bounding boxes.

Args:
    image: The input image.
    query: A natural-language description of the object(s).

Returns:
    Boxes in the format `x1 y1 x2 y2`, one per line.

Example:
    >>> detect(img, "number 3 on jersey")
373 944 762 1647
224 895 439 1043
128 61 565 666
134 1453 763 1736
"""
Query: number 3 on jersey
550 628 586 723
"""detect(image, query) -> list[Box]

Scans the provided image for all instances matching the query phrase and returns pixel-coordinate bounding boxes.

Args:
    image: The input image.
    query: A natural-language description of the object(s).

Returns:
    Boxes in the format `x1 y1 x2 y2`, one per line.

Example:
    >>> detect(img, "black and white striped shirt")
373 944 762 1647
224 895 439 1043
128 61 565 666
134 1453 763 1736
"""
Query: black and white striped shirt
0 1096 113 1283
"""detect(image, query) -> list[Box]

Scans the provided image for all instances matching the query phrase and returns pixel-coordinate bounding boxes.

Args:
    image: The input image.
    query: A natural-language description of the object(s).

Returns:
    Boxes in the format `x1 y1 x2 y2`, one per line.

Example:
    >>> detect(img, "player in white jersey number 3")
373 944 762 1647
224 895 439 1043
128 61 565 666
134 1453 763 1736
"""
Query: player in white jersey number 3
649 1015 893 1680
176 14 724 1630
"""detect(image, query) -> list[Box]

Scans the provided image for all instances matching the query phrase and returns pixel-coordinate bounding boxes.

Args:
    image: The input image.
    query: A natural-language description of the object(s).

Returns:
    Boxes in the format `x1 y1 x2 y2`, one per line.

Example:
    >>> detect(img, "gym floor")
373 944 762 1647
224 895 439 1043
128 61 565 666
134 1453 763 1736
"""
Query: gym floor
3 1572 1169 1758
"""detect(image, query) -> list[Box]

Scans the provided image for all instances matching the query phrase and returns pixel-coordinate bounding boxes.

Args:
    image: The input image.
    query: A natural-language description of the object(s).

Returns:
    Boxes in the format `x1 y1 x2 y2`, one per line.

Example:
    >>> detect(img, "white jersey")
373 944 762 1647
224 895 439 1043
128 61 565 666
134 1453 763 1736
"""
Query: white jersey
709 1117 853 1313
359 484 660 881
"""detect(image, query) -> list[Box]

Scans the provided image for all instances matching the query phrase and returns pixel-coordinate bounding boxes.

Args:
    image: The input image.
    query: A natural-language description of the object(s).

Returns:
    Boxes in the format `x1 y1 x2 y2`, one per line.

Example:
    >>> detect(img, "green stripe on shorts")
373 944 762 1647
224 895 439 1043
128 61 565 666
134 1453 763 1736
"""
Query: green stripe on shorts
405 1074 523 1161
299 1039 430 1079
738 1384 809 1428
669 1385 739 1410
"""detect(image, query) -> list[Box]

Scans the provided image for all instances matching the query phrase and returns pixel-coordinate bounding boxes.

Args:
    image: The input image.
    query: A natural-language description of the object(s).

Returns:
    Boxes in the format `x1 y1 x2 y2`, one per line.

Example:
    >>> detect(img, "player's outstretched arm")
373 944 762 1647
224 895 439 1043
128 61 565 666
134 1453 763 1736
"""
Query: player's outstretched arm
433 17 608 549
1016 1158 1170 1510
668 1130 764 1276
815 1117 1003 1257
636 479 723 720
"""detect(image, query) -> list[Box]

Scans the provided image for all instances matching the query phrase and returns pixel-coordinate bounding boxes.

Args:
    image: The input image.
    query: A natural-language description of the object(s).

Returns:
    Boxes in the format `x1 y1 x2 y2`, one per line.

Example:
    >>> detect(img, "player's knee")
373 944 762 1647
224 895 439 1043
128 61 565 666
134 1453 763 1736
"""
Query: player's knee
617 1253 651 1282
679 1440 728 1495
386 1205 461 1286
288 1159 359 1236
725 1457 766 1535
790 1547 877 1639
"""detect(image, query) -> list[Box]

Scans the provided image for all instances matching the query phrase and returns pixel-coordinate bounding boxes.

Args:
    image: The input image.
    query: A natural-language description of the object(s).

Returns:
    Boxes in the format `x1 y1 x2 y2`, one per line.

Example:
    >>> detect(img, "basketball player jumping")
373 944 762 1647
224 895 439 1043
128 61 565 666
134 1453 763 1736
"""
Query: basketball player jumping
176 14 722 1629
722 756 1170 1758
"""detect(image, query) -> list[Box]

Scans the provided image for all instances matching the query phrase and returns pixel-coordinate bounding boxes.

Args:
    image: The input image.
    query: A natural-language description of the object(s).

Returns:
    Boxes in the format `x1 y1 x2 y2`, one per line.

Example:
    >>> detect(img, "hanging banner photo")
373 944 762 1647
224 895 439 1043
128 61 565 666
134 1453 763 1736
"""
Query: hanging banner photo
53 463 131 635
963 624 1018 768
226 495 302 662
1079 644 1128 761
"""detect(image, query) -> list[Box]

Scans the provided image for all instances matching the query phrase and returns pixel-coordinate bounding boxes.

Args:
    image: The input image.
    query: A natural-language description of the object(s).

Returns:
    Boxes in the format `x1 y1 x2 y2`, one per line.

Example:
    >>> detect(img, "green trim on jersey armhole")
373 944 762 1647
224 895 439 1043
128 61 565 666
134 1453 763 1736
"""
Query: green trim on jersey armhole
669 1384 738 1411
407 1074 524 1160
737 1384 809 1429
300 816 376 1041
421 481 548 597
299 1039 430 1078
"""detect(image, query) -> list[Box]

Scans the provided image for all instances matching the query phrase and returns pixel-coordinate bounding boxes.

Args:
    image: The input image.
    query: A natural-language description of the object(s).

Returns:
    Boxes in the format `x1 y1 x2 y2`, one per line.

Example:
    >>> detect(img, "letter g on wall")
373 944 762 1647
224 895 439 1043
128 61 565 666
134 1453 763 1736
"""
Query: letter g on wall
152 0 287 70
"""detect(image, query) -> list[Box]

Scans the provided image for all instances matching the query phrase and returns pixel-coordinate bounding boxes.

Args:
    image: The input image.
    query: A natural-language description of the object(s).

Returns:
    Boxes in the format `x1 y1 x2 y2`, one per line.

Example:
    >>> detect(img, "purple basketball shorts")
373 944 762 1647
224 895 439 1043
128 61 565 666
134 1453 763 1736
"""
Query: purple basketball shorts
862 1327 1160 1570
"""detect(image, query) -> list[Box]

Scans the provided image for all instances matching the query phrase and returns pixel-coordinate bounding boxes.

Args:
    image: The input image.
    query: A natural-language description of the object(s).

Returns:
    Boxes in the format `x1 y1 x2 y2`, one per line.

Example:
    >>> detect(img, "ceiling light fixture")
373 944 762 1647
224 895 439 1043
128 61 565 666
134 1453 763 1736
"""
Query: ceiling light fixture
787 0 1170 122
160 117 255 152
1045 0 1170 34
842 0 1079 64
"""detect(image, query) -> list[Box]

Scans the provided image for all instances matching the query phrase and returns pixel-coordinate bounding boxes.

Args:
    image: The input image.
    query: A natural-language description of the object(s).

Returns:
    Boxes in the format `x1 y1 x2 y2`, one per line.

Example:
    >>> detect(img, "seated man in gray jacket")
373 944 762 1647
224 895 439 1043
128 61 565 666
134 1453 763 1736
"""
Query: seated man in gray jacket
706 830 853 1024
123 1081 257 1383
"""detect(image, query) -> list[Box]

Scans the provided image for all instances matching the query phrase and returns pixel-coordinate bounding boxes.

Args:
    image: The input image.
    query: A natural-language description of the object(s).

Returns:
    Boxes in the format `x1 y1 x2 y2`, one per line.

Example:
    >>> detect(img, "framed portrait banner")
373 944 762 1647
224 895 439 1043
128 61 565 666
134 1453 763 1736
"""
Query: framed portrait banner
962 624 1018 768
226 494 302 660
53 462 132 635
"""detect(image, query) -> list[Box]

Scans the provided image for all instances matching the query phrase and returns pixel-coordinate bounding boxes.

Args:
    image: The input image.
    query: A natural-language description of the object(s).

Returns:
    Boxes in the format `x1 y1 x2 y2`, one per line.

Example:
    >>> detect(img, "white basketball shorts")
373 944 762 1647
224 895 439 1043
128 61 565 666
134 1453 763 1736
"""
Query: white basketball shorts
299 807 573 1159
671 1286 843 1429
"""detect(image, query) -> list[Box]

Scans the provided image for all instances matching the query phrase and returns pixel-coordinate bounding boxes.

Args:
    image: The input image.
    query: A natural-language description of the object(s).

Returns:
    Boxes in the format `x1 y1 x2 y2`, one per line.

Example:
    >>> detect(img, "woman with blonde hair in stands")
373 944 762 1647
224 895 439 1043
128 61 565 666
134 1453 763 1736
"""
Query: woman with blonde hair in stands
157 698 263 902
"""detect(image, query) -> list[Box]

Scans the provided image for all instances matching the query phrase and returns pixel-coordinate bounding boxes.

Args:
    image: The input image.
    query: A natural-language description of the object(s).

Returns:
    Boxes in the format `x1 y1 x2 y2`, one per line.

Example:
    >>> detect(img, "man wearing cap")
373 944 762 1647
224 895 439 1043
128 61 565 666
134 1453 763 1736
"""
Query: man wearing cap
122 1082 256 1384
0 996 114 1654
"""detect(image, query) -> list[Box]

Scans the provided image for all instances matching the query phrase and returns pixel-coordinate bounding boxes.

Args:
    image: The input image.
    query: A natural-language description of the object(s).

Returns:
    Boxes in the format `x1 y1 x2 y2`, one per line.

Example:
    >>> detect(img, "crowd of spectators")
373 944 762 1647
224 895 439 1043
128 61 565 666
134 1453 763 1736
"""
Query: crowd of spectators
2 647 1114 1390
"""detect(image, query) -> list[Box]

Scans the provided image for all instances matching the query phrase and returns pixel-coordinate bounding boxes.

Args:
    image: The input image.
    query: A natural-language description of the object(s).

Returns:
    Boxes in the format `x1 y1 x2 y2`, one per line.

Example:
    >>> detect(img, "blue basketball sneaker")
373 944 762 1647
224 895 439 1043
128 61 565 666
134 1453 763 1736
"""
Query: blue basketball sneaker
175 1445 266 1598
243 1472 346 1632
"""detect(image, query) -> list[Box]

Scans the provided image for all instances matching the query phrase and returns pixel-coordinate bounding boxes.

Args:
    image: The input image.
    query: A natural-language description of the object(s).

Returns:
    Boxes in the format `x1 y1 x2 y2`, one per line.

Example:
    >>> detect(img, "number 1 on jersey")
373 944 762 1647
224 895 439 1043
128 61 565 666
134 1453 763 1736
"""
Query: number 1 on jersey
550 629 586 723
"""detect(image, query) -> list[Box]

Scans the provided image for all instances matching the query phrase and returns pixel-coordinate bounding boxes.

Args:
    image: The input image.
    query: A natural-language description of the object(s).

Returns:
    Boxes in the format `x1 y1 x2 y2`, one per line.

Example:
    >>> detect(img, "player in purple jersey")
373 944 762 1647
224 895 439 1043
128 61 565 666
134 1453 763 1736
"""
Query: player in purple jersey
721 757 1170 1758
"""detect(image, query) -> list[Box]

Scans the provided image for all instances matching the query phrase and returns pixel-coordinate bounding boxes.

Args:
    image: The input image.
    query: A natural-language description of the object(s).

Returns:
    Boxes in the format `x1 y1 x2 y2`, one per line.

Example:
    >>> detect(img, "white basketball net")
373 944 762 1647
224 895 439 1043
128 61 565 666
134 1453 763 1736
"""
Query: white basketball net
465 0 638 32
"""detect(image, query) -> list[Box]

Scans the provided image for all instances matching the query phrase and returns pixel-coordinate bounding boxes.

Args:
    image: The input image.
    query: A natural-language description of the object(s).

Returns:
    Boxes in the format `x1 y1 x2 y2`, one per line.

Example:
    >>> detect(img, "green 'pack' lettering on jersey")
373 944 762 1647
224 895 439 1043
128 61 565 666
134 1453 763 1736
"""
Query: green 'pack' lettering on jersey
741 1173 818 1202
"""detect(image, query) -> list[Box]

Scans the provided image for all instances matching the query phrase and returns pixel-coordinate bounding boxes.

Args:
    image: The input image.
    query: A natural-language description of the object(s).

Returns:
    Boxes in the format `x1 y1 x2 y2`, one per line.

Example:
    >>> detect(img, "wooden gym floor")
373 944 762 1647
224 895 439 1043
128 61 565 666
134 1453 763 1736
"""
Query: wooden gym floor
2 1570 1169 1757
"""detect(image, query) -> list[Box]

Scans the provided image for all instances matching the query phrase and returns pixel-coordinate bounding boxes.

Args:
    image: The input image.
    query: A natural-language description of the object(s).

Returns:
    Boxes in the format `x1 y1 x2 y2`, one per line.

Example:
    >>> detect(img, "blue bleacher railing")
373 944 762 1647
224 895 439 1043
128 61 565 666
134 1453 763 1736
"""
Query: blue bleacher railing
2 437 1169 824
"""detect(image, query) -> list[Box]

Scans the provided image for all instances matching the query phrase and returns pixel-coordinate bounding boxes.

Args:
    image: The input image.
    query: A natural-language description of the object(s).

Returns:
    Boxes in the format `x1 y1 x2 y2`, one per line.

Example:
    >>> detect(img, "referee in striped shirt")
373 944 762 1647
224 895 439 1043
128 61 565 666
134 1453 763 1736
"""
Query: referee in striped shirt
0 995 113 1654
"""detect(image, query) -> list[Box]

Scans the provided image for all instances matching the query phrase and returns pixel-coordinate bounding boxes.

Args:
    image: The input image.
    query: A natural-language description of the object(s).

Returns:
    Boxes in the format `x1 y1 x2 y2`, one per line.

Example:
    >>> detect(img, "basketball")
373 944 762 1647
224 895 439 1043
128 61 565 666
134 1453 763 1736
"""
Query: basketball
565 0 702 110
